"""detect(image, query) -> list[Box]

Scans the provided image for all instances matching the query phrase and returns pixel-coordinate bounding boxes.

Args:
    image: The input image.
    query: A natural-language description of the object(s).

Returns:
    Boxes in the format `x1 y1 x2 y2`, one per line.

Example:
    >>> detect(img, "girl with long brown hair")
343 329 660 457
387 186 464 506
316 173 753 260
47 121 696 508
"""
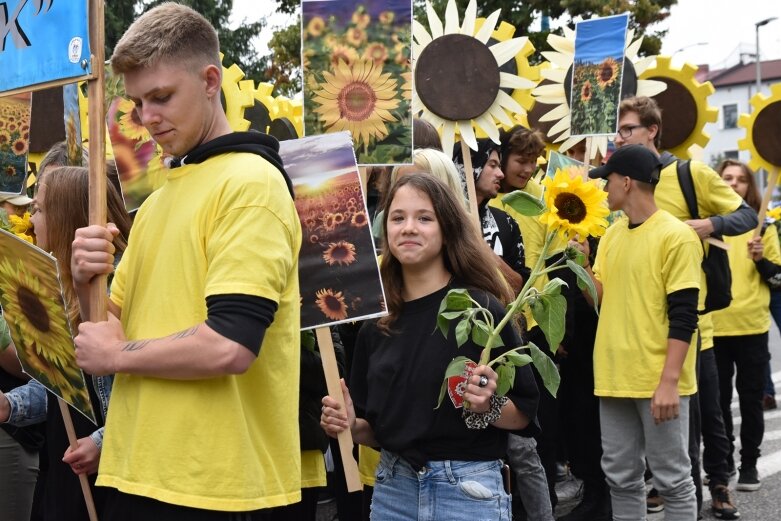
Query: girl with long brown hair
321 174 538 520
0 165 131 521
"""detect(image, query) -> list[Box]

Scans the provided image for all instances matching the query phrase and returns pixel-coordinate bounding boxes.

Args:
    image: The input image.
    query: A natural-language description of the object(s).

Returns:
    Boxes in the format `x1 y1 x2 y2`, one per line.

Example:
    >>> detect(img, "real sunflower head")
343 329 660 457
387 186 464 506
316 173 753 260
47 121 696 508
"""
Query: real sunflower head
540 168 609 240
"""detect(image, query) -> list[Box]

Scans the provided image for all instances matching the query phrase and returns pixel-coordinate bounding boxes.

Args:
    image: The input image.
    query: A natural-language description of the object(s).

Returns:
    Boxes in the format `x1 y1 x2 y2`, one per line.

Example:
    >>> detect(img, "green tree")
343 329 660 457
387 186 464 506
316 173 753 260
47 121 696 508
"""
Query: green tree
414 0 676 60
104 1 271 92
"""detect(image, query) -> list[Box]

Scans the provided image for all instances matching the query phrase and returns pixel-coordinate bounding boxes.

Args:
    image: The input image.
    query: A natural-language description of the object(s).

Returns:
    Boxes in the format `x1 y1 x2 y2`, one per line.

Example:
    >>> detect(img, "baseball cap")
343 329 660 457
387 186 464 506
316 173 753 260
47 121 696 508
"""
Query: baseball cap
588 144 662 185
0 193 33 206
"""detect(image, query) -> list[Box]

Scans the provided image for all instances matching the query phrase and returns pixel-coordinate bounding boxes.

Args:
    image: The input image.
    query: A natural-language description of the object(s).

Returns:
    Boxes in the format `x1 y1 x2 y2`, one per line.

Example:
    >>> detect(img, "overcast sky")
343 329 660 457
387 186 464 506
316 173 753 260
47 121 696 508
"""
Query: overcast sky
231 0 781 71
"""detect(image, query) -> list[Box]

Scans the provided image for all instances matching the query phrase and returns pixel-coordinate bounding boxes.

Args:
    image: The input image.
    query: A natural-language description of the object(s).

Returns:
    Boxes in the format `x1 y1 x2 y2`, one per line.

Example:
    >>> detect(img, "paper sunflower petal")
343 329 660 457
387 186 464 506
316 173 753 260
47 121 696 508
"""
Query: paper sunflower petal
499 72 536 90
461 0 477 36
490 37 528 67
412 19 432 47
444 0 460 35
474 9 501 44
458 120 478 151
426 1 443 39
637 79 667 97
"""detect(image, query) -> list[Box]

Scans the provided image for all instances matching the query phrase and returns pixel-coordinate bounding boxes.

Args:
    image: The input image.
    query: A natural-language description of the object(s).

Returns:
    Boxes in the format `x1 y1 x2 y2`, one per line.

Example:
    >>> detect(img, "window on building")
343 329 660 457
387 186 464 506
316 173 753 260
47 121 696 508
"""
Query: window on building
722 104 738 129
724 150 739 159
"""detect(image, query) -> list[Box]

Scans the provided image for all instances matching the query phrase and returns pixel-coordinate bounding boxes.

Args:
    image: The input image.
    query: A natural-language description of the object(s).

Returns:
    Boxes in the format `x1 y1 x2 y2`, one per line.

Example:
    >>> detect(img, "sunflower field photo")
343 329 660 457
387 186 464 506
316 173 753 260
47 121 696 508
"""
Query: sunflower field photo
0 92 31 195
303 0 412 165
569 14 629 137
0 229 96 424
279 132 387 329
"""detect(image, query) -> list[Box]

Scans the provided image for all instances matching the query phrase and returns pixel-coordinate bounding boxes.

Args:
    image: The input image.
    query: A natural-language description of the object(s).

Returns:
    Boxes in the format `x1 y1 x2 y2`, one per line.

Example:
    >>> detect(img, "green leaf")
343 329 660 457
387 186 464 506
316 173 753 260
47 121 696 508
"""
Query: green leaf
496 362 515 397
542 277 568 296
527 342 561 397
566 259 599 315
530 293 566 351
471 319 491 347
436 356 473 408
564 245 586 266
455 319 471 348
300 330 316 352
501 190 545 217
436 313 450 338
444 289 473 311
504 350 533 367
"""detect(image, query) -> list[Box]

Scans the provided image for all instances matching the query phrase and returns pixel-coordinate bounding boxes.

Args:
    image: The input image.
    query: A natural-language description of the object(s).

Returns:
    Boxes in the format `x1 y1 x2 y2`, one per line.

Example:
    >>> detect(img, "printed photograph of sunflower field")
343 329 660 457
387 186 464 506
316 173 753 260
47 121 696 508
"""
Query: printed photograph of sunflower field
303 0 412 166
279 132 386 329
0 229 96 424
0 93 31 195
569 14 629 137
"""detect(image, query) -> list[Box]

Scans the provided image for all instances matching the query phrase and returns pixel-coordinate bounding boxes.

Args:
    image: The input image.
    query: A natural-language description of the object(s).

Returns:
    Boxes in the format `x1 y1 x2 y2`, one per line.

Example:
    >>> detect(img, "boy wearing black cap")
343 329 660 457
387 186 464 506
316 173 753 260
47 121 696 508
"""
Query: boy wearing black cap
571 144 701 520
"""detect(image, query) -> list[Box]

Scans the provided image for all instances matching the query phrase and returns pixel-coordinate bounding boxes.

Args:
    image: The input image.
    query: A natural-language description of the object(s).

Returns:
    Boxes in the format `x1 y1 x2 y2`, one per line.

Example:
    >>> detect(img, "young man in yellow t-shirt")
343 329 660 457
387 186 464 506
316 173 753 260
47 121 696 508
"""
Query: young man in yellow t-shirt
616 96 750 519
572 144 702 520
69 5 301 520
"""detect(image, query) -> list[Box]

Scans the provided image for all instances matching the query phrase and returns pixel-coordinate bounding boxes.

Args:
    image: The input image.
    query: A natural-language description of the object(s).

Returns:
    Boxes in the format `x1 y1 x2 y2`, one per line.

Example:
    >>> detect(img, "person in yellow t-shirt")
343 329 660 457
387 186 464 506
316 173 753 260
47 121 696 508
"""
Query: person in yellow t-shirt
69 5 301 520
616 96 752 519
712 159 781 494
572 144 701 520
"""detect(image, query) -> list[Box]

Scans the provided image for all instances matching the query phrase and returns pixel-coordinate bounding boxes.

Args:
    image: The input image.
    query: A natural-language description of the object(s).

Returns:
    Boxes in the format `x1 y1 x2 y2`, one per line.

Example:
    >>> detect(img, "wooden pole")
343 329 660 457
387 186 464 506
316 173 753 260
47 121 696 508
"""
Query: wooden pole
358 166 368 194
460 140 481 231
58 399 99 521
315 327 362 493
87 0 108 321
755 168 779 237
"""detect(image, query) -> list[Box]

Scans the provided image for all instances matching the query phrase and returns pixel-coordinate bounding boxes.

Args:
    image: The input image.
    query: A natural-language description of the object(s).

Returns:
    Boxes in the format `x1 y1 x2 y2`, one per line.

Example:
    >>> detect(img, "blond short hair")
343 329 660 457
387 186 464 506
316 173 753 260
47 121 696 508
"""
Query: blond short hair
111 2 220 74
390 148 467 209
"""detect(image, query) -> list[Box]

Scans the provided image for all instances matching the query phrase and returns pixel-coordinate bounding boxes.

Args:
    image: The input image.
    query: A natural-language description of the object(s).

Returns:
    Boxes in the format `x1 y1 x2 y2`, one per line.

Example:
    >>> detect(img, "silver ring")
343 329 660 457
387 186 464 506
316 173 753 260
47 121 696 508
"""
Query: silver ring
478 375 489 388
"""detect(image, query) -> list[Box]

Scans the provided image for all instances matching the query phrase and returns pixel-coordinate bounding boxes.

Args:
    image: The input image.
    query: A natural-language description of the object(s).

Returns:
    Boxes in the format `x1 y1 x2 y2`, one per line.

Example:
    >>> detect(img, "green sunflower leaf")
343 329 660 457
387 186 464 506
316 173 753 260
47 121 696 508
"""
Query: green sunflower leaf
501 190 545 217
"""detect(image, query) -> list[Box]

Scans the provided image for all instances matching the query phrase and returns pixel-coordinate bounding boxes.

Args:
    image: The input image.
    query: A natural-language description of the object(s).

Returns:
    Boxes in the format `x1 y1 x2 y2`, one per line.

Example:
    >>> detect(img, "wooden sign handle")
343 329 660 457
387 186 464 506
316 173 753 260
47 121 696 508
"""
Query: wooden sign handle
755 168 780 237
315 327 362 492
460 140 481 232
87 0 108 323
58 399 99 521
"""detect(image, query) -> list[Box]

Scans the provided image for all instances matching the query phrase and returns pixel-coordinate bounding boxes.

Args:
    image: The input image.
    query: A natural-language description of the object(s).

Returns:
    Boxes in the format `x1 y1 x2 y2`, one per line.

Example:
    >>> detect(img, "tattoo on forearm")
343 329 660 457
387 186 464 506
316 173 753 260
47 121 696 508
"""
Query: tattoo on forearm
122 339 152 352
121 326 200 352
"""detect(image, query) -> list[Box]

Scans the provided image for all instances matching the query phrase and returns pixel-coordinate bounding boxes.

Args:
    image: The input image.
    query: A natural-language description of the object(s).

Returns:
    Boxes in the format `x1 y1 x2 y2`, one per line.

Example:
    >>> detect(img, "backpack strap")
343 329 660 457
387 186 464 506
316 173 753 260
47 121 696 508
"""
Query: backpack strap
675 158 699 220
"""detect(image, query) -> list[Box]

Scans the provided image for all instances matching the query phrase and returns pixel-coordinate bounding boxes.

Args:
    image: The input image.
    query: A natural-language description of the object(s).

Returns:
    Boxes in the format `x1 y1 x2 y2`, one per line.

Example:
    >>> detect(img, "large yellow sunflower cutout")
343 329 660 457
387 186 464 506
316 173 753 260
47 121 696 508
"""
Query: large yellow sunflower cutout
539 168 609 240
0 238 95 423
639 56 718 158
737 83 781 173
311 60 400 147
532 27 666 159
413 0 537 153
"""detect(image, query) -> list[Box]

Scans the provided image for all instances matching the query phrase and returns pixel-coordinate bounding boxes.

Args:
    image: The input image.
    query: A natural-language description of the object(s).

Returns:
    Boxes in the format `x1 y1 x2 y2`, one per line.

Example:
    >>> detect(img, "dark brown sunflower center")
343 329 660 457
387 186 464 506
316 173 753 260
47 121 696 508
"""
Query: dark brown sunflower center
338 81 376 121
353 213 366 224
331 245 350 261
415 33 500 121
600 63 614 81
554 193 587 224
17 286 50 333
324 295 343 312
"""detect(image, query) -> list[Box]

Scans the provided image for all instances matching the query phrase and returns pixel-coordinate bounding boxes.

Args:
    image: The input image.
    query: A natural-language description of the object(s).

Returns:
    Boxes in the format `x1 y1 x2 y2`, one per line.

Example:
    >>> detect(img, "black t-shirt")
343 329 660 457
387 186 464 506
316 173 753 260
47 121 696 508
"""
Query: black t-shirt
350 284 539 468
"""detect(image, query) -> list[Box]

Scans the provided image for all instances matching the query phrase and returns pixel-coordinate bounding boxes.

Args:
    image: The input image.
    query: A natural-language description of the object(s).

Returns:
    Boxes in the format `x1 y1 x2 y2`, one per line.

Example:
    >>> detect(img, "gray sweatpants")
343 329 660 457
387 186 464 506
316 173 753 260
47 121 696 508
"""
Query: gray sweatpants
600 396 697 521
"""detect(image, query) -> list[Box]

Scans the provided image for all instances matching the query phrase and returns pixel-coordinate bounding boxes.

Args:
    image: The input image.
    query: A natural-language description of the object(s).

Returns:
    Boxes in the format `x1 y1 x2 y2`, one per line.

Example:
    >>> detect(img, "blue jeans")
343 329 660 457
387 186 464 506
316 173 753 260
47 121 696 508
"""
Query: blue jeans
371 450 511 521
505 435 554 520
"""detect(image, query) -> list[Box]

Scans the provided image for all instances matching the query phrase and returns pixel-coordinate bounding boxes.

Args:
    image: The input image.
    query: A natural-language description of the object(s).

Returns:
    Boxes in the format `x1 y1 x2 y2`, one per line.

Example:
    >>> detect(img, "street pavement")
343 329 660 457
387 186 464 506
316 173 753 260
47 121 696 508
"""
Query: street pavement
318 326 781 521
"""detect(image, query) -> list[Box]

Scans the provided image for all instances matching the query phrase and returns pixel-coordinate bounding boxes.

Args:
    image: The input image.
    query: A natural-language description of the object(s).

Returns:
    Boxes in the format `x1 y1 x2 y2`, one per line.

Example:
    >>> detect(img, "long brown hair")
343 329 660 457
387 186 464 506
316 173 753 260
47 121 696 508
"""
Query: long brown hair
377 174 512 332
37 166 132 324
717 159 761 212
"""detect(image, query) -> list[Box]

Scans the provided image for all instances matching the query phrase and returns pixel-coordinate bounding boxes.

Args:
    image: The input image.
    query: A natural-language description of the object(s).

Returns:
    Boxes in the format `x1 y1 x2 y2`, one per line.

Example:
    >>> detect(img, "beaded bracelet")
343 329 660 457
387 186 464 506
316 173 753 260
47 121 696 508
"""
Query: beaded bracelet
463 395 509 430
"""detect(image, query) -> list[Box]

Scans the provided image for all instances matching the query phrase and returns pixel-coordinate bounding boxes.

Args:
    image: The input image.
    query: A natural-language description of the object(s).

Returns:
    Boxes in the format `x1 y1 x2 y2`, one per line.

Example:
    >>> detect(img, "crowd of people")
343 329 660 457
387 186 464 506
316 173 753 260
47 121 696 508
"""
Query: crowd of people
0 3 779 521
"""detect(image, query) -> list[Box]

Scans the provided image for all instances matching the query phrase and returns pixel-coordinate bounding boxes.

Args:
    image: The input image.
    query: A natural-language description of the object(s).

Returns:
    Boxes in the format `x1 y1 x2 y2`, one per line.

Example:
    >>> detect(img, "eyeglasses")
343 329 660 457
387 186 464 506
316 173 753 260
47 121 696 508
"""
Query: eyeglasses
617 124 646 139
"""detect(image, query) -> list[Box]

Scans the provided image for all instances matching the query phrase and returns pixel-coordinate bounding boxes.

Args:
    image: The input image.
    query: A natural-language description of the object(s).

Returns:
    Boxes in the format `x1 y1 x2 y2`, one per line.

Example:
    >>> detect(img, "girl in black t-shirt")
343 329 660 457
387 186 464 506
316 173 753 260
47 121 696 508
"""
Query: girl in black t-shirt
321 174 539 520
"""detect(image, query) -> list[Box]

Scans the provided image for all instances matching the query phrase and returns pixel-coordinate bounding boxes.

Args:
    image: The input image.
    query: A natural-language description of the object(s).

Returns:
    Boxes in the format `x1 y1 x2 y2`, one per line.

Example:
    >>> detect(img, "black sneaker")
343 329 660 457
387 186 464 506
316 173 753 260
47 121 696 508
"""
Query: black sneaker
647 487 664 513
736 466 760 491
711 484 740 519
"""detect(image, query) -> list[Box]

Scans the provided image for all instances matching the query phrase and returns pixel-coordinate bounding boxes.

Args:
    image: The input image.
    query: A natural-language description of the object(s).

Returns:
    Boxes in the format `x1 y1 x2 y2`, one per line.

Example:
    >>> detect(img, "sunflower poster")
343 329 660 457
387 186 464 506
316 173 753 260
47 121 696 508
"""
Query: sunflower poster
0 92 32 195
302 0 412 166
106 94 167 211
569 14 629 137
0 229 96 423
279 131 387 329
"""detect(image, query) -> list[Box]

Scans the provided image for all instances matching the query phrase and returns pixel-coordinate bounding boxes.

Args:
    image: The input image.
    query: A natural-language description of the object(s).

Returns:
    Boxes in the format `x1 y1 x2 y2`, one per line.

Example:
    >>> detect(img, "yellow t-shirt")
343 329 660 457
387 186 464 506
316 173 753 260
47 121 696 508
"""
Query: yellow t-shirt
490 178 567 329
655 159 745 350
593 210 701 398
102 151 303 510
301 450 327 489
711 225 781 336
358 445 381 486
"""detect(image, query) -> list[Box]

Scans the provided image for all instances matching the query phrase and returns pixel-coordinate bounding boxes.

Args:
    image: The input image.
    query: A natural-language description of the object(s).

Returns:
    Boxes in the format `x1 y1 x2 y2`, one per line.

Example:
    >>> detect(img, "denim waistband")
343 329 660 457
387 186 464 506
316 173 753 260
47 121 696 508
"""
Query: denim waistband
379 449 502 483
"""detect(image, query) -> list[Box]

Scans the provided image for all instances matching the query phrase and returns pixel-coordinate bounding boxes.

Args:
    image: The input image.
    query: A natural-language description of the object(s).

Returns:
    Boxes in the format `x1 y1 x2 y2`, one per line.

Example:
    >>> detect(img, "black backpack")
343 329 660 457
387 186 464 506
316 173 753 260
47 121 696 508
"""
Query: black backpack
661 153 732 314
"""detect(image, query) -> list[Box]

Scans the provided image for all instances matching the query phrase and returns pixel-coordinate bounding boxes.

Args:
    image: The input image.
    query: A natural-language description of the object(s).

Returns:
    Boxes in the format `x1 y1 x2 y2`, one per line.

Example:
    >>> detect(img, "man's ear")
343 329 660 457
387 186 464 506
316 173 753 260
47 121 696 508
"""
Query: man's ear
203 64 222 98
647 123 659 144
